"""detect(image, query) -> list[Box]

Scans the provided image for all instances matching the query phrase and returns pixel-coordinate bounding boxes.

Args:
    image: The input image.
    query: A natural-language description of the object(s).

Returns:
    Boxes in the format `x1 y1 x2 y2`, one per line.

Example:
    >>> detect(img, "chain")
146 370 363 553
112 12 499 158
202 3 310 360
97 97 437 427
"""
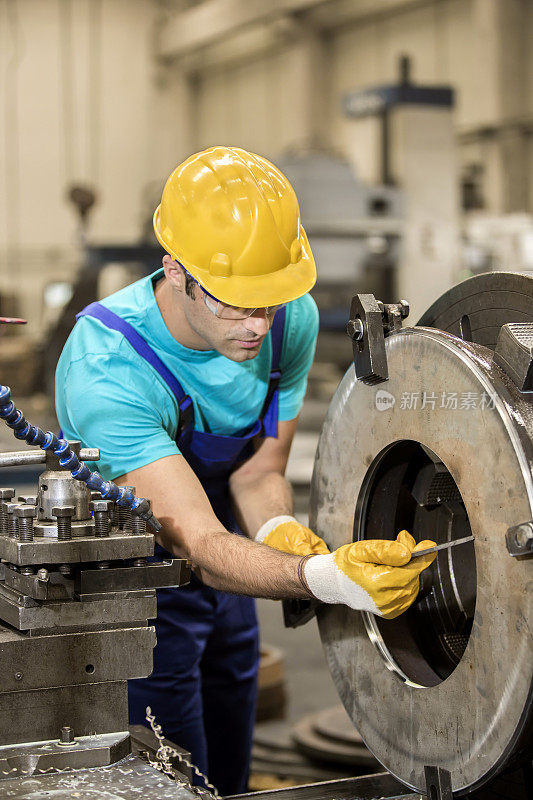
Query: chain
145 707 220 798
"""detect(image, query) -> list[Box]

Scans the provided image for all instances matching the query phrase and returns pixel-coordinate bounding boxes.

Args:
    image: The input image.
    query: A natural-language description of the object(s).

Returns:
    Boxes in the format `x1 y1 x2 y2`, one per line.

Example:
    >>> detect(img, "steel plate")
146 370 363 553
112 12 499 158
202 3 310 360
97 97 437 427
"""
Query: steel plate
0 753 200 799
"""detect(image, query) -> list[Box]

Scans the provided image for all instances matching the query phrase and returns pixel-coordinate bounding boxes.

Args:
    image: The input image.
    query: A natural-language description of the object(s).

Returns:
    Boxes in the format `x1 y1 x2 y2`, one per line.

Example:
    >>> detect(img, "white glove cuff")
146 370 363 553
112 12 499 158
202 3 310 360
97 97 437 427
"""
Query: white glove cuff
303 554 342 604
254 515 297 544
304 553 380 614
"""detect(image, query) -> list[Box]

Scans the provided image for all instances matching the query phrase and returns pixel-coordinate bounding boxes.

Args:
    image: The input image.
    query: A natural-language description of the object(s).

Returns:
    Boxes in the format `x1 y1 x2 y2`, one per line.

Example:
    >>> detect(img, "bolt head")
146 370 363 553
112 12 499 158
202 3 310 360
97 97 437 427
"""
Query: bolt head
90 500 112 513
346 318 364 341
3 502 21 514
15 504 37 518
514 524 533 548
37 568 49 581
14 671 23 681
59 725 76 745
0 489 15 500
52 506 75 518
18 495 37 505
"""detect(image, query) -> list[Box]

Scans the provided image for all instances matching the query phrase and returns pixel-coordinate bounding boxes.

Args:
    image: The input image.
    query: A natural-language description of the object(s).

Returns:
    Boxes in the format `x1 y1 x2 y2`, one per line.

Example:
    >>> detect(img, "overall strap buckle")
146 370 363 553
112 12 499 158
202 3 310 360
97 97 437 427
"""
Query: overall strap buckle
177 395 194 436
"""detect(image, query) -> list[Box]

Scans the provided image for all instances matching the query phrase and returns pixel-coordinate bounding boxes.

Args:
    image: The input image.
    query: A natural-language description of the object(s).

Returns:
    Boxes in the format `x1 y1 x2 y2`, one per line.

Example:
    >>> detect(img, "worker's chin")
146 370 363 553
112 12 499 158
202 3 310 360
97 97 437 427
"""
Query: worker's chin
223 338 264 362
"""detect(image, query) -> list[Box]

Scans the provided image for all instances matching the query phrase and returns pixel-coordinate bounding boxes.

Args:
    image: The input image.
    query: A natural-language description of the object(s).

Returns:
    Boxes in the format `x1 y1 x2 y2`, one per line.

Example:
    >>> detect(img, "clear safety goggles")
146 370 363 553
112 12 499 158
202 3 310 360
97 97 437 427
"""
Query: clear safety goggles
183 267 286 321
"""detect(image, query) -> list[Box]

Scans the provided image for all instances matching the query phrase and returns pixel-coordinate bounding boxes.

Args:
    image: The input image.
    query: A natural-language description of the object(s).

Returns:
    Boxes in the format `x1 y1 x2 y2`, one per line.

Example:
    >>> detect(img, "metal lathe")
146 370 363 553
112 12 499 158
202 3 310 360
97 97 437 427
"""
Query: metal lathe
0 271 531 799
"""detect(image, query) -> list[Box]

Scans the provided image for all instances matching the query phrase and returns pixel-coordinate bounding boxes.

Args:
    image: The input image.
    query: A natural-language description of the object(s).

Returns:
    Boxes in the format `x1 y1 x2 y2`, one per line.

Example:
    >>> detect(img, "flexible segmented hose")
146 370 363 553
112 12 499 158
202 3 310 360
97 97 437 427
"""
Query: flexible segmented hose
0 384 161 533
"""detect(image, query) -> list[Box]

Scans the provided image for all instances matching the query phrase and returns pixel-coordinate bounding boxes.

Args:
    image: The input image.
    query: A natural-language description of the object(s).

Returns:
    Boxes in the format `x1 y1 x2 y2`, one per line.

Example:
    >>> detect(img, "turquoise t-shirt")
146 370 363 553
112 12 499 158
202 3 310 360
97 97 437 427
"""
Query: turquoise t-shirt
55 270 319 481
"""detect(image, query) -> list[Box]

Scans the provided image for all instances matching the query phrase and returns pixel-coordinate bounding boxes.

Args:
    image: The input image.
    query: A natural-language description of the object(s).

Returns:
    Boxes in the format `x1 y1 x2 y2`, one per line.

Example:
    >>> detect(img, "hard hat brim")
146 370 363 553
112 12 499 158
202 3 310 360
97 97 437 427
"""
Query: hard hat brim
154 205 317 308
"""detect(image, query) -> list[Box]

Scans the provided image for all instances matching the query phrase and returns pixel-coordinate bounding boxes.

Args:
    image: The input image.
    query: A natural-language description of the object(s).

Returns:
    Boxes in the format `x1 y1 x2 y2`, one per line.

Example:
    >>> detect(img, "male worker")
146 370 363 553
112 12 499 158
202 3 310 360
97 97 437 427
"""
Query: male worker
56 146 435 795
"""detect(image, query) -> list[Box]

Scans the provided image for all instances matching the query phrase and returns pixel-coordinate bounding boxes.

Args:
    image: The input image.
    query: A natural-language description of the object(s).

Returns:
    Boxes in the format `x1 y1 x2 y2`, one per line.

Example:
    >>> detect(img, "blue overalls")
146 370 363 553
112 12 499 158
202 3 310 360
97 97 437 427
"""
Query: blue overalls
76 301 287 795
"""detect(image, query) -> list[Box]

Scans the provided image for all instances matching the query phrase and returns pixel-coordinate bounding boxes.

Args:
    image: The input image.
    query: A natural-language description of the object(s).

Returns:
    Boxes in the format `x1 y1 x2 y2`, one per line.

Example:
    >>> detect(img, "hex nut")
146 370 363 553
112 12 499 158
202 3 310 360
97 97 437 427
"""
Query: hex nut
514 524 533 549
346 318 364 341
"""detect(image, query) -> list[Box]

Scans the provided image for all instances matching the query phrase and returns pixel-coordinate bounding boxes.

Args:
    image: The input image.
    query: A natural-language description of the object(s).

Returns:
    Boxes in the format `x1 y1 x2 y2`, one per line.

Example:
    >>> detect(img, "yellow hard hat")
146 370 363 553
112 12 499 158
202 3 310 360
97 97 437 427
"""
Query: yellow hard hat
153 146 316 308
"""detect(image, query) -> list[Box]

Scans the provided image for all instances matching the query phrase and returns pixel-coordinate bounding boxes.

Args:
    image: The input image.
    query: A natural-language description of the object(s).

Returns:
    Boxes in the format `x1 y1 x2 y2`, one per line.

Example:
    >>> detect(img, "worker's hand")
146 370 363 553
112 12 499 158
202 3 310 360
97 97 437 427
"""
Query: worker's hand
304 530 436 619
255 515 330 556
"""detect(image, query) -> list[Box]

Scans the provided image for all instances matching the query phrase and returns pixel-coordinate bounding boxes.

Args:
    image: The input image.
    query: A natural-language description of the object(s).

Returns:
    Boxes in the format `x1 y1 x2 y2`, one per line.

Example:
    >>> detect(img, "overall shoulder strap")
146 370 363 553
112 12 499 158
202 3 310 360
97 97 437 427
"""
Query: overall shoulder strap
269 305 286 374
260 306 287 435
77 302 194 428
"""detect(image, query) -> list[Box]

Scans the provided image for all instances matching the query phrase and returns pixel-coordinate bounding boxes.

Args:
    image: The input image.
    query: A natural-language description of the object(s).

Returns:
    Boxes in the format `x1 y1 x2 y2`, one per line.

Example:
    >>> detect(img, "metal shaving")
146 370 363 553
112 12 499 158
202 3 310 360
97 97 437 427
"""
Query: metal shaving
145 706 219 798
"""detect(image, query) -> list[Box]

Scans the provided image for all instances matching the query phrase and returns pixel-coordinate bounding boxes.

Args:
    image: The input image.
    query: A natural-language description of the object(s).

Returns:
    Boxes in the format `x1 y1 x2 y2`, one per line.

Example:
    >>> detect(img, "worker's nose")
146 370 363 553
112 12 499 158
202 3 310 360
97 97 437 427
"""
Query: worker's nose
242 310 271 337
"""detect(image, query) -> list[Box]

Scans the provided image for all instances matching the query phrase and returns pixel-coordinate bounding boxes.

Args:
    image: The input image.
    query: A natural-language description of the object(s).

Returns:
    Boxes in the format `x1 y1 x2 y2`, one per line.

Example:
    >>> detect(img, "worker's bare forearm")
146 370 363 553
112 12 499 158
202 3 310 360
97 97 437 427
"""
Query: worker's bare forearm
115 455 307 598
229 470 293 537
164 524 310 599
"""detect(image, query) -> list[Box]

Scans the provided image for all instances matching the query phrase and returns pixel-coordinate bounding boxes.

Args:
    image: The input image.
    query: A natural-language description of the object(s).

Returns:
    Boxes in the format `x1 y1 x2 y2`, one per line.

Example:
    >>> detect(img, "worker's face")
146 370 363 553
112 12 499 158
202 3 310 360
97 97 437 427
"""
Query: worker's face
164 257 274 362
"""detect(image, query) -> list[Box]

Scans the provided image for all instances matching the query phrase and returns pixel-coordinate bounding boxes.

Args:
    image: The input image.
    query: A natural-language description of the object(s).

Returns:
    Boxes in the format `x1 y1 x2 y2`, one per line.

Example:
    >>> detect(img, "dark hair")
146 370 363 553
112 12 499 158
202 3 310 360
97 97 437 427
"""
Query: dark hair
183 271 196 299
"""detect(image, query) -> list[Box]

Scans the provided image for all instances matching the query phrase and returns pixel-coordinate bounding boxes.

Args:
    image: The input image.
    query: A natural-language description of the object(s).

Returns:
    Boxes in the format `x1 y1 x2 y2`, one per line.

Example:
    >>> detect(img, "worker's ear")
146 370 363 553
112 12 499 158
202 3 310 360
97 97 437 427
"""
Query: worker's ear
162 255 185 293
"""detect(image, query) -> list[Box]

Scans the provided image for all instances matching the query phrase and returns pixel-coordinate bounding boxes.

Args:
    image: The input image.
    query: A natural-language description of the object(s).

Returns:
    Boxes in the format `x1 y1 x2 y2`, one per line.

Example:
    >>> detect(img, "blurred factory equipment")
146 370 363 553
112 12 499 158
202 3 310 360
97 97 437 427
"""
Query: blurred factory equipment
68 183 98 236
463 213 533 276
342 56 460 321
251 704 378 790
278 151 402 393
291 706 378 771
278 151 402 331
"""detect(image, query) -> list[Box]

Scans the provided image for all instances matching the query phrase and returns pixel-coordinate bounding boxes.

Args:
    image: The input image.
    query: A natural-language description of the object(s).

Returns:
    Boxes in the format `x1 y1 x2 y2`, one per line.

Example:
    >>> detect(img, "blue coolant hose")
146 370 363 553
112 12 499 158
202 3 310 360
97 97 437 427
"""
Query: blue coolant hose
0 384 161 533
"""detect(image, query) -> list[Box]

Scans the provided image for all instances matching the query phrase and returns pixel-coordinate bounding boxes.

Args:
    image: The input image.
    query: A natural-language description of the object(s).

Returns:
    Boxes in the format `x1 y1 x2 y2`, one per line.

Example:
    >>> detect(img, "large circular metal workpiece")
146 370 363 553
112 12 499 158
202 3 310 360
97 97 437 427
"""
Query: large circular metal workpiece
310 277 533 795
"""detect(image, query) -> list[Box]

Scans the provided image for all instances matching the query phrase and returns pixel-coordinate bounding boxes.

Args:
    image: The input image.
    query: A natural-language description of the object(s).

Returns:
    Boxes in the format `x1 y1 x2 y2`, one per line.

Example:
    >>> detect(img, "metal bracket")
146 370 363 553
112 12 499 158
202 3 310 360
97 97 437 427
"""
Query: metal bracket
506 521 533 557
494 323 533 391
424 765 453 800
3 565 55 601
346 294 409 384
74 559 191 597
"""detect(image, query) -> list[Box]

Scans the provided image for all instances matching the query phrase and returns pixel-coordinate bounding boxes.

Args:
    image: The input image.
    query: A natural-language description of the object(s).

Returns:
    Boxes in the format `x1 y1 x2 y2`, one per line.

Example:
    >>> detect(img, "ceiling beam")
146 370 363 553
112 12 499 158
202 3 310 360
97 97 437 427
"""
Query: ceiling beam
306 0 437 30
157 0 333 59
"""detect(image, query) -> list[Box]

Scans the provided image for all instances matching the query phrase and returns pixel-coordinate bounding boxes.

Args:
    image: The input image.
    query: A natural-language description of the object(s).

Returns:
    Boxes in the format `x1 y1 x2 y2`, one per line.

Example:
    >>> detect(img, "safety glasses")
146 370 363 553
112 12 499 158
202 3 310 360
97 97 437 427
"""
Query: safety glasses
182 266 286 320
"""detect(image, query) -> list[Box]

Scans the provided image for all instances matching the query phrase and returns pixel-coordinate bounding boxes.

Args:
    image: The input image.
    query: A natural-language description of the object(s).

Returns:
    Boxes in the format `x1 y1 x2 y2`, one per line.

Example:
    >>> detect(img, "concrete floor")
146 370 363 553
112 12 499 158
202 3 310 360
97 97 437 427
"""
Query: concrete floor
256 598 339 724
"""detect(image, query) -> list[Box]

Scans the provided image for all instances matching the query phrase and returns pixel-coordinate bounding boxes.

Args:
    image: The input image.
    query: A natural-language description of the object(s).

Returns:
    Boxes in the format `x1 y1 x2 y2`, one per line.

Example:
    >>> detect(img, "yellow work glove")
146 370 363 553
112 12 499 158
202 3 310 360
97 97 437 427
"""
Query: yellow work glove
255 515 330 556
303 530 436 619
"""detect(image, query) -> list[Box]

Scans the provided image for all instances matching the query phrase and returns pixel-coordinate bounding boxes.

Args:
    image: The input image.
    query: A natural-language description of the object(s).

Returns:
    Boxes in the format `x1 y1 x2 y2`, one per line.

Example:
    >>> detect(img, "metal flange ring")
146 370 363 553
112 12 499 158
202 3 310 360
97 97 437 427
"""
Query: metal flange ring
418 271 533 347
310 326 533 795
